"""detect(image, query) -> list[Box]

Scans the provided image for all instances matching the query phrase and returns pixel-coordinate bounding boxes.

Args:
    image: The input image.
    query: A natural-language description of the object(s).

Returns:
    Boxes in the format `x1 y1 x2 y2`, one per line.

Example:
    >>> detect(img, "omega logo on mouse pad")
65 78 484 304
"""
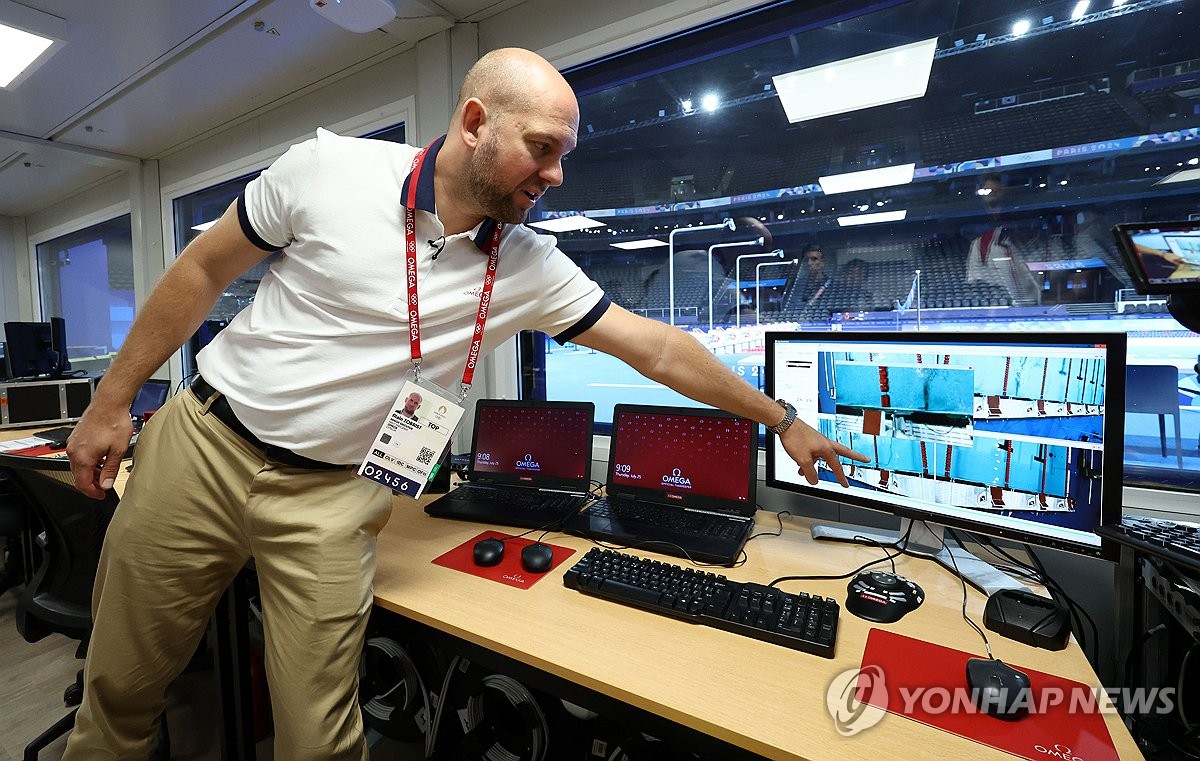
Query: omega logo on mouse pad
432 530 574 589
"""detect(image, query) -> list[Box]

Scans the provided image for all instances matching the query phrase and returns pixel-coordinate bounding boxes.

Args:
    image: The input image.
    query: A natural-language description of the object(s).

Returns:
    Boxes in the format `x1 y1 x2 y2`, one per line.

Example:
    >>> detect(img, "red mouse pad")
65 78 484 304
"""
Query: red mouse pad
854 628 1119 761
431 530 575 590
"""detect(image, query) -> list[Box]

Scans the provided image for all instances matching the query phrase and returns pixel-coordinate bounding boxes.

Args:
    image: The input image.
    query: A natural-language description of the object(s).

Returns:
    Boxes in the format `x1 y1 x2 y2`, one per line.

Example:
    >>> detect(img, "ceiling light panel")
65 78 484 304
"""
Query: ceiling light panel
773 37 938 124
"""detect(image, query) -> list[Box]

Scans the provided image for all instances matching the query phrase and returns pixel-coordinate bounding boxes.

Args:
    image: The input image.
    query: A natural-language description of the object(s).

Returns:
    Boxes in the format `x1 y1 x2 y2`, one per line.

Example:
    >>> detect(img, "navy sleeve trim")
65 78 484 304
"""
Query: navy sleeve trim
552 295 611 344
236 194 278 252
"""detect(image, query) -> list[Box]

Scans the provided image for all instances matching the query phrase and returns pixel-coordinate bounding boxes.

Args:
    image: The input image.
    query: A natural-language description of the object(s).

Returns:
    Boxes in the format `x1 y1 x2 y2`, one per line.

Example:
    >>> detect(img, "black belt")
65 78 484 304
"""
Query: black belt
189 377 346 470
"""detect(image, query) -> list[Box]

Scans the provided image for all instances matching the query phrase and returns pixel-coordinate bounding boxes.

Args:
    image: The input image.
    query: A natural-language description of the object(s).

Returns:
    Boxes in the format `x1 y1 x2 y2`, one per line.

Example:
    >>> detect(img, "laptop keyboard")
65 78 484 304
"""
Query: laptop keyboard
589 497 744 540
447 484 583 514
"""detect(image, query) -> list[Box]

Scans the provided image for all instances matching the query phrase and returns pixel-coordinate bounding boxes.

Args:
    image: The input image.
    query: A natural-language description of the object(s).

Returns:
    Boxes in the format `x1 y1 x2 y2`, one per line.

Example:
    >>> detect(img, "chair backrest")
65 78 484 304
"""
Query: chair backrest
0 452 117 644
1125 365 1181 416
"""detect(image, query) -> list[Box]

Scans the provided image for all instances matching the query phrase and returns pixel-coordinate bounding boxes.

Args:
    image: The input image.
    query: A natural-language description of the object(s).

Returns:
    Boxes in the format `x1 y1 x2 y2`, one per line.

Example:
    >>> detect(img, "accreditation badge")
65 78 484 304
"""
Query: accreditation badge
358 376 464 499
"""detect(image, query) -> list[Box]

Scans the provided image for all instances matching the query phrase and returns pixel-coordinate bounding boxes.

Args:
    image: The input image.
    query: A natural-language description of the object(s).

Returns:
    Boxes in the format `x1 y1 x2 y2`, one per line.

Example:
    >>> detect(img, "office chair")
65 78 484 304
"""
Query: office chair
0 452 169 760
1125 365 1184 469
0 472 30 596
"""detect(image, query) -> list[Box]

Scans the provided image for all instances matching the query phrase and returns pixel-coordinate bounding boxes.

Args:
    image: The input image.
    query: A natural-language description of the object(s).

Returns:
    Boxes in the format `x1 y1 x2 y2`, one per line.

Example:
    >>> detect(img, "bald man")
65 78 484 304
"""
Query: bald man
63 48 864 759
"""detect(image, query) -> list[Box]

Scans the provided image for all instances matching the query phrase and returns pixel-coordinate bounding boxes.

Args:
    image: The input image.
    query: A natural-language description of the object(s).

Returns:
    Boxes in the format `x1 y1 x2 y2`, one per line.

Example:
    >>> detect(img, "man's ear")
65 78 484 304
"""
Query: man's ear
460 98 487 149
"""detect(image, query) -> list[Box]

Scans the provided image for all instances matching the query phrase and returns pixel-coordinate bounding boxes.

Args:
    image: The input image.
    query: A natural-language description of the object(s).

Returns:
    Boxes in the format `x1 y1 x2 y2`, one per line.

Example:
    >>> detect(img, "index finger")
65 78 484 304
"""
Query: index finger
835 443 871 463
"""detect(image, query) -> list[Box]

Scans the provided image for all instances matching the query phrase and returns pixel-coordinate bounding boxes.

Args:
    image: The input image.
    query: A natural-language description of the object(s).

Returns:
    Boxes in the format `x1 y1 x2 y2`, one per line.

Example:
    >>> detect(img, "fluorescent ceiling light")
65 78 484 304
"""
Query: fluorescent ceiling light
819 163 915 195
837 209 907 227
1156 168 1200 186
610 239 668 250
772 37 938 123
0 25 51 87
191 220 218 232
528 216 608 233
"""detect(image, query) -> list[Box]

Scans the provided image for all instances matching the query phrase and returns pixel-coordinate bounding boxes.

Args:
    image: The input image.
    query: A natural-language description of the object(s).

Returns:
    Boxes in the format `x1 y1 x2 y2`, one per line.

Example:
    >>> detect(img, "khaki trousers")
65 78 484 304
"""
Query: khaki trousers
62 387 392 761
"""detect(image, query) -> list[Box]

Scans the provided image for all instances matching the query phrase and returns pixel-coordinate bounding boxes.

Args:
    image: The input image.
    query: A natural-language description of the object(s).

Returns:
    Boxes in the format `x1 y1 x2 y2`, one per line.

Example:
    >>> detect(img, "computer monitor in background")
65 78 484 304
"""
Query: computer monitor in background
4 321 63 379
1112 220 1200 333
130 379 171 422
765 330 1125 594
49 317 71 374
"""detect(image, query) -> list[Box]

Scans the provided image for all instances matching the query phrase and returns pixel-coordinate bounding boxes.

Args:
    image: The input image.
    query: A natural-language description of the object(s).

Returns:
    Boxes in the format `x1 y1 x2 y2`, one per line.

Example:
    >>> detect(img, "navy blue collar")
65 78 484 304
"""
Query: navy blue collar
400 134 501 253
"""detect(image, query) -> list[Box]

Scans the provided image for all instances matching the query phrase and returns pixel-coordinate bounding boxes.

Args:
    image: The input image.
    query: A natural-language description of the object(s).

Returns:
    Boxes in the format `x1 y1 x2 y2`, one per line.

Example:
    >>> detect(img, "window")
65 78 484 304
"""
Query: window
523 0 1200 494
35 214 133 374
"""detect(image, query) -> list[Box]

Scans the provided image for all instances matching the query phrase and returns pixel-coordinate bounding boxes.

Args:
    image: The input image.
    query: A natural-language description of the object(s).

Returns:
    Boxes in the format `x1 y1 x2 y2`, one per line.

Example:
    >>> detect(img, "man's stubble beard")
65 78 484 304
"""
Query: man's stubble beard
463 130 529 225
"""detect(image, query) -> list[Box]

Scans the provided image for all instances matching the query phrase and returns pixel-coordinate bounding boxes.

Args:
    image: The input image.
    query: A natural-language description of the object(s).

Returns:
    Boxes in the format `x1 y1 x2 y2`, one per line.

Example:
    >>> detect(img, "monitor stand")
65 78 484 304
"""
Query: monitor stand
811 519 1030 596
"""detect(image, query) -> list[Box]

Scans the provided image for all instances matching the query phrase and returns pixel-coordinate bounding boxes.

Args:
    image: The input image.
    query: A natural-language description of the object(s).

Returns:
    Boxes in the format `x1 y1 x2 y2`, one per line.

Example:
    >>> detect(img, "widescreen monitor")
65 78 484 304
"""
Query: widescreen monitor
765 331 1125 579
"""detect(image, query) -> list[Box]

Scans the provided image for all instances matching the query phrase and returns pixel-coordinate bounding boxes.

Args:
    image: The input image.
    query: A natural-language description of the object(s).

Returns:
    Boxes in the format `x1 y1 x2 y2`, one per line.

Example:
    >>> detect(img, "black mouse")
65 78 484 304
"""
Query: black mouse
521 542 554 573
966 657 1032 720
472 537 505 567
845 570 924 623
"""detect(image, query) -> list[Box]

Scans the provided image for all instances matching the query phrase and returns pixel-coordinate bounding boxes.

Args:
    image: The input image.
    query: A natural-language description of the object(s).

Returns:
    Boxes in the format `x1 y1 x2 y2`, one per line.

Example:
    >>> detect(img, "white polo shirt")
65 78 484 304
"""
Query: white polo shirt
197 129 609 463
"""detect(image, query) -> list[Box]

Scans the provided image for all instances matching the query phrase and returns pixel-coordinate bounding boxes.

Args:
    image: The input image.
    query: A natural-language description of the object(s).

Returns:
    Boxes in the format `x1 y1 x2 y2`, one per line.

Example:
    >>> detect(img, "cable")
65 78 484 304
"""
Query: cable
746 510 788 542
463 673 549 761
932 522 993 659
1179 640 1198 734
1026 543 1098 664
768 521 913 588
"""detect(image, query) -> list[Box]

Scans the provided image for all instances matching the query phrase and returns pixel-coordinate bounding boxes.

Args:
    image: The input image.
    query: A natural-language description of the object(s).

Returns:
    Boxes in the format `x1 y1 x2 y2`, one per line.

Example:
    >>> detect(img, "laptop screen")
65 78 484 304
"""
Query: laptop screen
607 405 757 514
131 379 170 419
469 400 594 489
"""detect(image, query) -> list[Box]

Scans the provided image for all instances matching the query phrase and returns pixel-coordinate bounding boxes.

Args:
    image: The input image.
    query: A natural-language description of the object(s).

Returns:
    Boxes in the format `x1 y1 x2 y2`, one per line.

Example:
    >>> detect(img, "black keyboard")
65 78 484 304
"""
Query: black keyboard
563 548 839 657
35 426 75 445
446 484 583 514
588 498 742 540
1098 515 1200 574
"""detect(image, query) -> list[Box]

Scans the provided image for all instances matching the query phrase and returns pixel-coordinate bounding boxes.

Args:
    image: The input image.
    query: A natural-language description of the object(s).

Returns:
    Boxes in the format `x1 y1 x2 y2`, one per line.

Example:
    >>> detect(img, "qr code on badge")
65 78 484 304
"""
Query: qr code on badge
416 447 435 466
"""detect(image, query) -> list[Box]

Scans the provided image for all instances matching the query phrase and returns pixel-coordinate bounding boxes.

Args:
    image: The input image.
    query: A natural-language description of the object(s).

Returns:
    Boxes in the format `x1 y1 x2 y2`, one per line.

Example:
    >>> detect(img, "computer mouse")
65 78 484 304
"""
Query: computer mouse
966 657 1032 720
521 542 554 573
472 537 505 567
845 570 924 623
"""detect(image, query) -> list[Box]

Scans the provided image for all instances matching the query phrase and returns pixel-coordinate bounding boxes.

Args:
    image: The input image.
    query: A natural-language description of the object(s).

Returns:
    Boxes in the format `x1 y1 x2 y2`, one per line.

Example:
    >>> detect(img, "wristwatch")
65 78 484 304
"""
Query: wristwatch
767 399 797 435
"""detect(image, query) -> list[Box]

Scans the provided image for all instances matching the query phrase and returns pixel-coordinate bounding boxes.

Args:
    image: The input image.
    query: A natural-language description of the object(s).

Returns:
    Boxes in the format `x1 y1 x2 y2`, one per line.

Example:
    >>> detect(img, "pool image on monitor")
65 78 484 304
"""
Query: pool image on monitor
820 350 1106 515
766 331 1124 561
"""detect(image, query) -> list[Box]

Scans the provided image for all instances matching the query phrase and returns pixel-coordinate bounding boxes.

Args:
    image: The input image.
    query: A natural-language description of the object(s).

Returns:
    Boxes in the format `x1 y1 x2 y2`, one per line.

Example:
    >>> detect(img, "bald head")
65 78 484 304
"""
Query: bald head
455 48 576 127
437 48 579 233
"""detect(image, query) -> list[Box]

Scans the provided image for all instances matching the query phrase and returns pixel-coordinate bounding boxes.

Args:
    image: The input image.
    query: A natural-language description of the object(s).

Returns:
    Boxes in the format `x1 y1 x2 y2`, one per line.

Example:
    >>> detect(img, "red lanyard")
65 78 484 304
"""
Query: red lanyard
403 145 503 397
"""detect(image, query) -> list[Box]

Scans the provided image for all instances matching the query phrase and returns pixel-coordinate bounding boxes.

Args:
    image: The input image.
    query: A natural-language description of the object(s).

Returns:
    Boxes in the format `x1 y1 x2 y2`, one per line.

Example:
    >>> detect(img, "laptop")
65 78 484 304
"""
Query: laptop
130 379 171 432
424 399 595 530
564 404 758 566
34 378 172 448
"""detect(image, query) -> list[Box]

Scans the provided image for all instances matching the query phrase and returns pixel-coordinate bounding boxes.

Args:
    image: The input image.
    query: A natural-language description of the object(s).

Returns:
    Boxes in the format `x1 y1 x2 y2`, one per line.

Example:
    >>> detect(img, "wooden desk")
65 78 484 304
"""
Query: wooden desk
374 506 1142 760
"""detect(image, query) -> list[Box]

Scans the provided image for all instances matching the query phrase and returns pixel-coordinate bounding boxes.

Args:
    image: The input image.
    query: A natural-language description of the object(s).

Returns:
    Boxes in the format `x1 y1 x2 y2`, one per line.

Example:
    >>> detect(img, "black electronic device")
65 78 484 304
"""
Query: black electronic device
4 321 62 379
564 403 758 566
472 537 505 567
425 399 593 529
563 547 840 657
1112 220 1200 331
965 657 1032 721
845 570 924 623
1097 514 1200 575
764 331 1125 593
983 589 1071 650
520 542 554 573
